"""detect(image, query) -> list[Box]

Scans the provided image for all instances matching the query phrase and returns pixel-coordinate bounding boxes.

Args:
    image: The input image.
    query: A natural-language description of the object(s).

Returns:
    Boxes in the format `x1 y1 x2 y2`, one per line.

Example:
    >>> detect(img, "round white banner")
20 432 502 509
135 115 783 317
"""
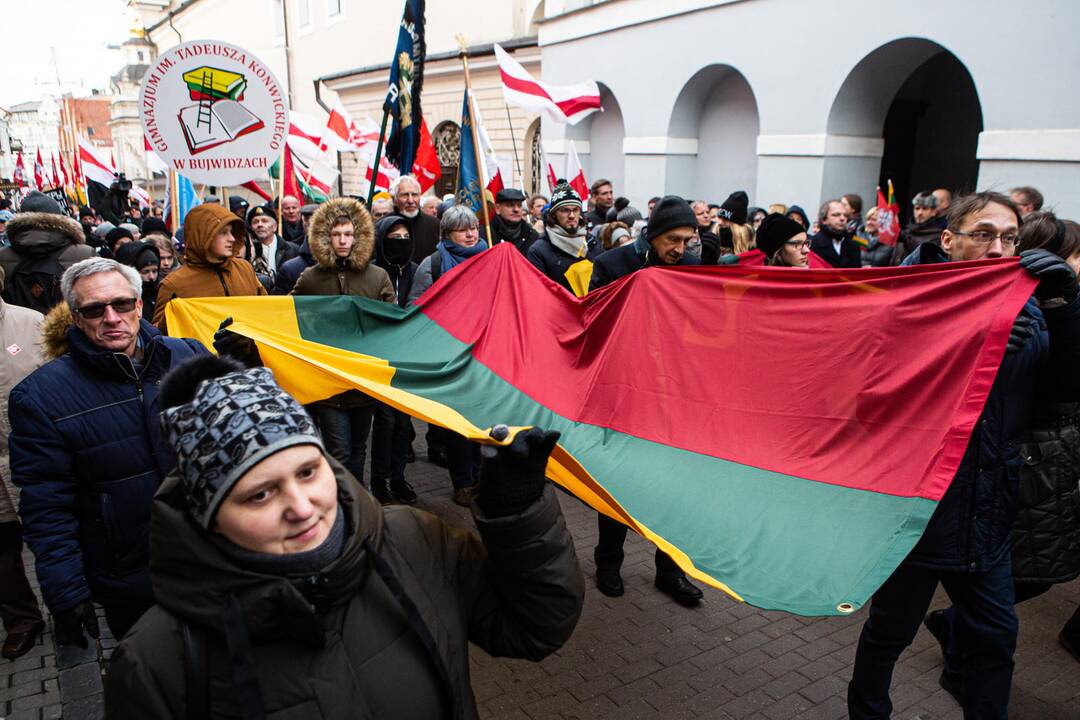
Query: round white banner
139 40 288 186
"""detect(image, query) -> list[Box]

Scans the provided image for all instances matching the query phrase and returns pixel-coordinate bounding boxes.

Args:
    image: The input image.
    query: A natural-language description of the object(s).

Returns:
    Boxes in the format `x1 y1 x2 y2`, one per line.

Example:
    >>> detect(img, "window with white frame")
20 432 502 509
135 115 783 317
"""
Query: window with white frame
298 0 311 28
271 0 284 41
327 0 342 18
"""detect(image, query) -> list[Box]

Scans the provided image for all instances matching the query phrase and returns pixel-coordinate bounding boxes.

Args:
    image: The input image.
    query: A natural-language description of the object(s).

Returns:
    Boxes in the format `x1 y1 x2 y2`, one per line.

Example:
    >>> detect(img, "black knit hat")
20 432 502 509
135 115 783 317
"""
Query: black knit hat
717 191 749 225
644 196 697 241
755 213 806 260
548 180 581 214
141 216 169 237
19 190 63 216
105 226 134 251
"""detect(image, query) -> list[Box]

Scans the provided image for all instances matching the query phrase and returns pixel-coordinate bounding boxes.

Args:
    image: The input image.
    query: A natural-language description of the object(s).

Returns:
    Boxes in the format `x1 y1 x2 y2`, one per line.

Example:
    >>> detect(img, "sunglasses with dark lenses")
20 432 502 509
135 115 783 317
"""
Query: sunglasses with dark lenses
75 297 138 319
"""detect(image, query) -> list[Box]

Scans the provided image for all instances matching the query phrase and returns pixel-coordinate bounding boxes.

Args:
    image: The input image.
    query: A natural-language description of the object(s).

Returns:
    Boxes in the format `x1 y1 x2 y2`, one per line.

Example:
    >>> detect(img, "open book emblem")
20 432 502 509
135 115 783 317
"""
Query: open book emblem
177 66 265 155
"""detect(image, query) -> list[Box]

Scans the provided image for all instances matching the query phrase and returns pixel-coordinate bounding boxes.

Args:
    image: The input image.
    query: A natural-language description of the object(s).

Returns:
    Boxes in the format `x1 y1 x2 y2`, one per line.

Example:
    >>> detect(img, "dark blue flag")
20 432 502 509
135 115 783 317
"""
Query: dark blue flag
384 0 426 173
454 91 482 213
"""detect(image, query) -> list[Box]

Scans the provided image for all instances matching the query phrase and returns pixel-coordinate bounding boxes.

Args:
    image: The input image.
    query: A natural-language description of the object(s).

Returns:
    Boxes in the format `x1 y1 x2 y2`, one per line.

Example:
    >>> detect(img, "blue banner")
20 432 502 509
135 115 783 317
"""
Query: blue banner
454 91 482 213
384 0 426 174
164 173 201 232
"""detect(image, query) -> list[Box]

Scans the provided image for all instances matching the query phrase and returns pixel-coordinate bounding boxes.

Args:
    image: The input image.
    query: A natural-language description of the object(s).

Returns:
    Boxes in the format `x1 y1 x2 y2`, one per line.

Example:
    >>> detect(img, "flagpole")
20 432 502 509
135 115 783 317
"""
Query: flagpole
277 145 286 227
366 110 390 206
504 103 523 188
457 36 493 245
169 169 179 234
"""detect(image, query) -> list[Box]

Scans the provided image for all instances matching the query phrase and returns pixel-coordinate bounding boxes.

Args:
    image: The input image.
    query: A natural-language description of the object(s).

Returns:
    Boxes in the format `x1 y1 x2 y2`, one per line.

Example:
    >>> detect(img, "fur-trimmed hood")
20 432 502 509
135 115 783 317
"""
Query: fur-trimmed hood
307 198 375 271
5 212 85 253
41 303 74 360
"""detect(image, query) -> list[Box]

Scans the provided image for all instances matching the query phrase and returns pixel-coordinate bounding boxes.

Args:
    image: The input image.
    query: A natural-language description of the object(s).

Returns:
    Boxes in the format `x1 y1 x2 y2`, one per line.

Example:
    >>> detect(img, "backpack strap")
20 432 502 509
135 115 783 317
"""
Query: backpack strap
430 251 442 283
182 621 209 720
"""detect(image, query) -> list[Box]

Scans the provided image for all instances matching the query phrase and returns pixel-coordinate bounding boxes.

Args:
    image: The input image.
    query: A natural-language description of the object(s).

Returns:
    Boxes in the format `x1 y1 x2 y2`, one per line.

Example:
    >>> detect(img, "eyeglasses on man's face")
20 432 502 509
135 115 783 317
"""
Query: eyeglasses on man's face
75 297 138 319
952 230 1018 247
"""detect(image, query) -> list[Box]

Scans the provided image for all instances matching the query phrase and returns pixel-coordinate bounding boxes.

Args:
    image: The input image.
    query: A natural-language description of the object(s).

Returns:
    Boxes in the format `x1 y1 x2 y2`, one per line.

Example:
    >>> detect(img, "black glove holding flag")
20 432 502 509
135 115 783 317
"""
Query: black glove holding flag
478 425 560 517
1019 248 1079 303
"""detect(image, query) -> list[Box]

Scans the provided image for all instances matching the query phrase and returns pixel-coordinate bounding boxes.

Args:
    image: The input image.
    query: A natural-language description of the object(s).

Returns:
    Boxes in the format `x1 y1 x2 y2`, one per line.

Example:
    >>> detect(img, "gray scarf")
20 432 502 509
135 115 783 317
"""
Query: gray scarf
547 224 588 258
212 506 348 578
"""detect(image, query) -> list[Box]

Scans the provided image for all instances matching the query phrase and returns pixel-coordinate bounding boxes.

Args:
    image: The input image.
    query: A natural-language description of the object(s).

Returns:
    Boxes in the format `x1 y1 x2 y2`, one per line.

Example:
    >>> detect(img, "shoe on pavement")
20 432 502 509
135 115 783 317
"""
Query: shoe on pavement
595 568 624 597
938 670 963 705
1061 631 1080 662
1 622 44 660
452 486 476 508
370 479 392 505
390 479 418 505
654 574 703 607
924 609 949 656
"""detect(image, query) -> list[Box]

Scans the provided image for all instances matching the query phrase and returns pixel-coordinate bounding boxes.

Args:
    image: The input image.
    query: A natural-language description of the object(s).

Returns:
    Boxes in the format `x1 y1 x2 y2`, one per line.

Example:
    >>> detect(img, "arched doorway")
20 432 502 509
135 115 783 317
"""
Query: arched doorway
666 65 759 203
827 39 982 217
524 118 543 197
432 120 460 198
565 83 625 196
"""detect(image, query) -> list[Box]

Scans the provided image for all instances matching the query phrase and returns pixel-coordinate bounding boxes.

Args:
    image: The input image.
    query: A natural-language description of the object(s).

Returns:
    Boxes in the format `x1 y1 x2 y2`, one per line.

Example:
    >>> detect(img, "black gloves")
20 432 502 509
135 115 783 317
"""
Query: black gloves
1007 313 1037 354
1019 249 1079 303
212 317 262 367
478 425 560 517
53 600 100 649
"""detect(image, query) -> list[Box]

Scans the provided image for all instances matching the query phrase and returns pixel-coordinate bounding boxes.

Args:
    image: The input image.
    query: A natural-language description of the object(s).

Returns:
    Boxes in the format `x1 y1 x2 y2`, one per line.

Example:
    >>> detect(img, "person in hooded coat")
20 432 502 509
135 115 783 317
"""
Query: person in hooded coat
0 191 94 313
104 355 584 719
153 204 267 333
292 198 395 492
114 241 161 323
370 215 419 504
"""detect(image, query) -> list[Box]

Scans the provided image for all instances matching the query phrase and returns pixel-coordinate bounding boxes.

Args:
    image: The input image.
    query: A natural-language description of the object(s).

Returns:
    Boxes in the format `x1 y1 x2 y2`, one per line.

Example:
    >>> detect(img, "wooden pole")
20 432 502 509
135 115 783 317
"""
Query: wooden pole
277 144 286 227
366 109 390 206
457 36 493 245
504 103 523 188
169 169 179 234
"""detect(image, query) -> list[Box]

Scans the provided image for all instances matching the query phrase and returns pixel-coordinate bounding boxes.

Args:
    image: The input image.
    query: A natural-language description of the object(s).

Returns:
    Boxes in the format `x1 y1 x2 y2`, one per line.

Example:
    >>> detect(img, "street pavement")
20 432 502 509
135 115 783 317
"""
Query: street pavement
2 425 1079 719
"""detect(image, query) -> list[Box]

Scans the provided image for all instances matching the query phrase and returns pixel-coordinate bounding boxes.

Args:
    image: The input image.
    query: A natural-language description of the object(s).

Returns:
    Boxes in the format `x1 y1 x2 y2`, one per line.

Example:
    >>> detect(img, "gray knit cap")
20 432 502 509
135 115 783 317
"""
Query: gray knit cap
161 367 324 528
616 204 643 226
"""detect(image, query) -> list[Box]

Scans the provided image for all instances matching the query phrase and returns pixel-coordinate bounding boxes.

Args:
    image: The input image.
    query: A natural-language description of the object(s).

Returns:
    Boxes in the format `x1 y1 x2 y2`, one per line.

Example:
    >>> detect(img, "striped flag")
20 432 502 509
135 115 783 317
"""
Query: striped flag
144 135 168 175
166 245 1038 616
13 153 27 188
565 141 588 207
33 150 45 189
78 138 116 189
494 43 600 126
50 154 61 189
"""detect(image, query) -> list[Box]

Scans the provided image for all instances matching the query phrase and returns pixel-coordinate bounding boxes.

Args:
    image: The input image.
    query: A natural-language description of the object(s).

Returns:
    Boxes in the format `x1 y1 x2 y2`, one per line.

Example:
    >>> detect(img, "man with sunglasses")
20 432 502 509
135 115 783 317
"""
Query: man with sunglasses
8 257 208 648
849 191 1080 719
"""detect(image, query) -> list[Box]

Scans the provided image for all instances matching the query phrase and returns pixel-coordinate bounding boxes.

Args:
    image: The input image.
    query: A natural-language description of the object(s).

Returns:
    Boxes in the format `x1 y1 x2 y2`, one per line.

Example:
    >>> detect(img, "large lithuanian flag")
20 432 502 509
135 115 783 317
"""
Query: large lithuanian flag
168 243 1036 616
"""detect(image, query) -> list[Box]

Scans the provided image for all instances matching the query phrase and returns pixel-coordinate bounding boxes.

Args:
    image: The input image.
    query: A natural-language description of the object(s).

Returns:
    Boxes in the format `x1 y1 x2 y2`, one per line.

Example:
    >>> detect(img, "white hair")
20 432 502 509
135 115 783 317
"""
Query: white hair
390 174 421 197
421 195 441 208
61 257 142 310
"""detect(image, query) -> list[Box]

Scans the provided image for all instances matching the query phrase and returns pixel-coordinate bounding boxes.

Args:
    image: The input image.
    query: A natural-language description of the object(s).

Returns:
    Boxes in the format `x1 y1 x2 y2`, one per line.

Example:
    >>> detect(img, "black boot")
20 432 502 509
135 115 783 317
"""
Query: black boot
371 477 392 505
390 478 418 505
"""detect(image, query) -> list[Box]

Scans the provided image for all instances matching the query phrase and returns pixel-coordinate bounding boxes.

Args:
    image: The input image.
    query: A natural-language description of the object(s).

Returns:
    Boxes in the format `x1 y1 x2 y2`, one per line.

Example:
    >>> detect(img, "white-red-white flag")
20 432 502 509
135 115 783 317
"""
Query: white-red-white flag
144 135 168 174
470 91 504 194
494 43 601 126
13 152 27 188
33 150 45 189
565 141 589 207
326 94 379 151
78 138 116 188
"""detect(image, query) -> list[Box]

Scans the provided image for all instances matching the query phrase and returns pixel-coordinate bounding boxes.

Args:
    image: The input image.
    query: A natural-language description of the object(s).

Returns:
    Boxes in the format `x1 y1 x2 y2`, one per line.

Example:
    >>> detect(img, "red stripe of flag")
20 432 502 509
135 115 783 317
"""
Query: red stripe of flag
498 69 601 119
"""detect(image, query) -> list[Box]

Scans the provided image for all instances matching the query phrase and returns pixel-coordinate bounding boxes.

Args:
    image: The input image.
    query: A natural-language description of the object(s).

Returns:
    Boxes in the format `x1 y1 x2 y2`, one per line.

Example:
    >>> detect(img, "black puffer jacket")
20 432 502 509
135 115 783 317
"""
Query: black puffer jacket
105 463 584 719
901 243 1080 572
1011 403 1080 583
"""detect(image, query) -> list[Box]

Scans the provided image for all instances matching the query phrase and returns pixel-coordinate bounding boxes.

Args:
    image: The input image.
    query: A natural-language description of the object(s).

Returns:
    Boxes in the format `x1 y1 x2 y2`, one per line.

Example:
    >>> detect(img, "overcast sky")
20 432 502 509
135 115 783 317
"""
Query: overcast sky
0 0 131 108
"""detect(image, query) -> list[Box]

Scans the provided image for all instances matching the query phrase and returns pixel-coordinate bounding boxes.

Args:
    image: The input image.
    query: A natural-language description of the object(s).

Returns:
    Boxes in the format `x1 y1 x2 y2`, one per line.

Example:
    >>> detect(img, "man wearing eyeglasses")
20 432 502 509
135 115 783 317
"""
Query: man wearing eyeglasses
7 257 208 648
849 191 1080 719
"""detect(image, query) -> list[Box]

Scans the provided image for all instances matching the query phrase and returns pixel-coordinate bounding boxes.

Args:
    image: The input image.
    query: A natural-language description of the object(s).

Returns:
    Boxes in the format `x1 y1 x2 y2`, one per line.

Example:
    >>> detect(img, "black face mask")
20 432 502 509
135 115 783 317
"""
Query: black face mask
383 235 412 266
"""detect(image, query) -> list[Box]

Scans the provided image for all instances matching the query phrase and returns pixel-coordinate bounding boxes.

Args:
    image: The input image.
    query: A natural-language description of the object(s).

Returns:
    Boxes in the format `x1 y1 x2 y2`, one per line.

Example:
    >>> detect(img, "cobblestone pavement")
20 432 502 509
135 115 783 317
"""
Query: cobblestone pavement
3 426 1079 719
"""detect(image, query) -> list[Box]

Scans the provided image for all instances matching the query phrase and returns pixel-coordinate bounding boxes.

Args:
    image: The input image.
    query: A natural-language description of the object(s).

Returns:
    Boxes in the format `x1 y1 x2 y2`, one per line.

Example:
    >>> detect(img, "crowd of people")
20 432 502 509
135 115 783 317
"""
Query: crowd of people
0 171 1076 719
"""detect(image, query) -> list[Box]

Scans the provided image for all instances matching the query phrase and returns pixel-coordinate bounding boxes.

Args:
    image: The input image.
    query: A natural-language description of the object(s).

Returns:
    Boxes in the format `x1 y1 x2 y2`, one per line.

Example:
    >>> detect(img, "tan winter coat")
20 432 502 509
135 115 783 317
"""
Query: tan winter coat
292 198 395 302
0 299 45 522
153 204 266 333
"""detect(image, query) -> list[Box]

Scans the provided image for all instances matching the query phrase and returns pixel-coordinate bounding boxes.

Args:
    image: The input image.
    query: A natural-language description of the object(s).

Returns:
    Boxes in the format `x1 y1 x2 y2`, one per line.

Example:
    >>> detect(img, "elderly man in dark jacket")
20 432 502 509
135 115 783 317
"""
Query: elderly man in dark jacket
810 199 862 269
586 195 704 608
9 257 208 644
848 191 1080 720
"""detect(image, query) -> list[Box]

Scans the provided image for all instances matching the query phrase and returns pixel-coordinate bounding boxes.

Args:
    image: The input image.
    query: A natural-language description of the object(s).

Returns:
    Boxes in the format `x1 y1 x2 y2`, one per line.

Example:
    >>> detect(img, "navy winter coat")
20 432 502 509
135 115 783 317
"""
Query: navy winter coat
588 234 700 292
526 236 602 294
9 319 207 613
272 238 315 295
901 243 1080 572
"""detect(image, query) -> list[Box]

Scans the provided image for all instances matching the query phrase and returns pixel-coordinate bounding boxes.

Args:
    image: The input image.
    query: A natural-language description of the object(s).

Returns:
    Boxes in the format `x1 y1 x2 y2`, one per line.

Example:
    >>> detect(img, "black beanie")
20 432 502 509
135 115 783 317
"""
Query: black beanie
644 196 697 241
755 213 806 260
717 191 749 225
229 195 250 216
547 180 582 216
246 203 276 229
105 226 134 251
141 216 169 237
19 190 64 216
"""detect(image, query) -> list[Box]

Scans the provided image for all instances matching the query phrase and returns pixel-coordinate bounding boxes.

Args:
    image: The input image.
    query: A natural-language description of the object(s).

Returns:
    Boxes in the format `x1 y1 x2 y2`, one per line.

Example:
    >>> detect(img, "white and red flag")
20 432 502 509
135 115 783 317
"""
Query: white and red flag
144 135 168 174
50 154 61 188
565 141 589 207
78 138 117 189
326 94 380 151
33 150 45 189
13 153 27 188
470 92 504 194
493 43 600 126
